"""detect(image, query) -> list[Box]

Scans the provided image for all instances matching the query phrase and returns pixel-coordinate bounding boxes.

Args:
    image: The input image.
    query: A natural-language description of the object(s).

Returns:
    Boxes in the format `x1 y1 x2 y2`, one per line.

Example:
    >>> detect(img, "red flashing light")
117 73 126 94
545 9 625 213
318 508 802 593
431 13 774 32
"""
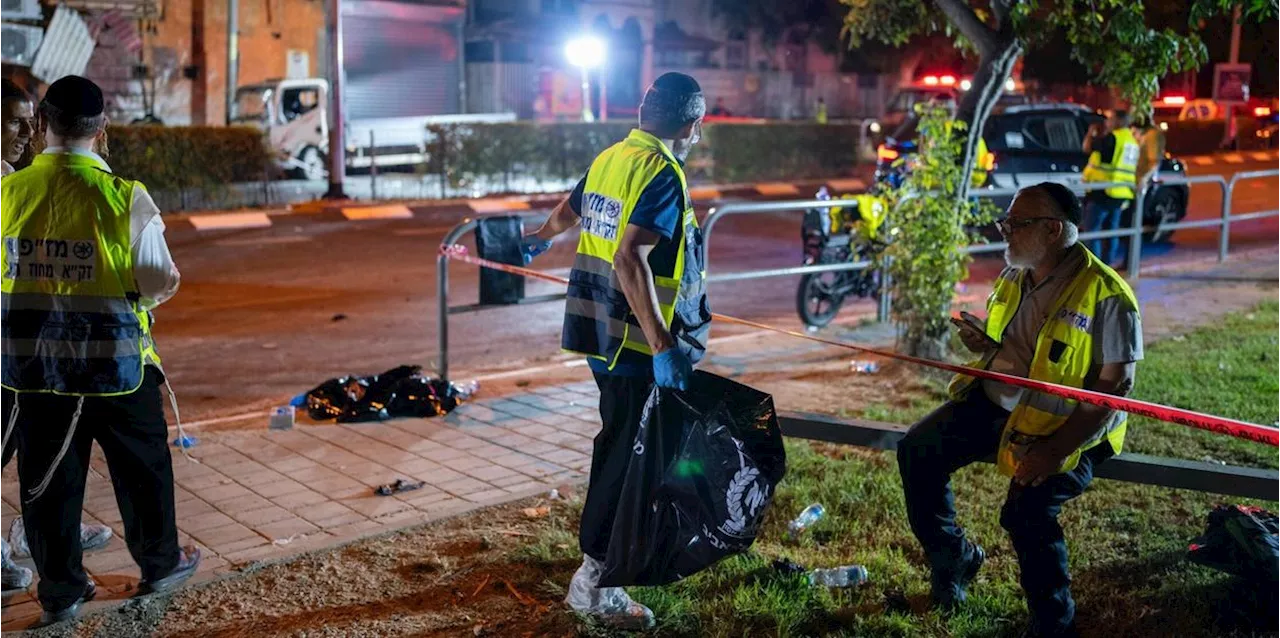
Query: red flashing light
1255 106 1272 117
922 75 939 86
1161 96 1187 105
940 75 956 86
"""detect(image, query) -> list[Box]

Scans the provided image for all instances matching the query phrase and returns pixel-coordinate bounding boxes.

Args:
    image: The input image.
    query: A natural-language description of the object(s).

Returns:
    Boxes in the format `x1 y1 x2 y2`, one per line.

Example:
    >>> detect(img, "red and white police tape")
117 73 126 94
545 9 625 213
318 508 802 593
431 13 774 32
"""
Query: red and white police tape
440 245 1279 447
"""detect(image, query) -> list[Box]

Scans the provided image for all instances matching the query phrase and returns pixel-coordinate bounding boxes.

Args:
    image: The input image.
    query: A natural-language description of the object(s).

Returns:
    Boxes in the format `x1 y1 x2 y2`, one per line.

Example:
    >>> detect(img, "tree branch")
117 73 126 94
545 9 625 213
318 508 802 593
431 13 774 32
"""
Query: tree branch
990 0 1014 30
933 0 997 55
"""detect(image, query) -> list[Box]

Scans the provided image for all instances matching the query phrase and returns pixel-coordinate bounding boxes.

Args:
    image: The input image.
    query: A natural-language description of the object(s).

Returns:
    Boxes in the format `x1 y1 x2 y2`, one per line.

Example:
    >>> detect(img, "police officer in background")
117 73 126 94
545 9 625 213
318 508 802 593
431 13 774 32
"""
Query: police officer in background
522 72 711 630
1082 109 1140 267
1 76 200 627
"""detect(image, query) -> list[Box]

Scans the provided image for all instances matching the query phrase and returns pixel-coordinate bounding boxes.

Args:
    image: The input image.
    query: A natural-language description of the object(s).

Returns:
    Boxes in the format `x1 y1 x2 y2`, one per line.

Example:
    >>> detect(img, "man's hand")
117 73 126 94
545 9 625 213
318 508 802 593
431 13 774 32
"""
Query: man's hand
653 348 693 391
1013 443 1068 487
950 317 996 354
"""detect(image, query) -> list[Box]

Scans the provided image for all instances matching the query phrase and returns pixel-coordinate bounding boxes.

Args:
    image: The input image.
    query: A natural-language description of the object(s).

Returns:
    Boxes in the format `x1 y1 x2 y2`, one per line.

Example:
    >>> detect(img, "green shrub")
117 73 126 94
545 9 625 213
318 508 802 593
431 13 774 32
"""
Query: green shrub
106 125 272 196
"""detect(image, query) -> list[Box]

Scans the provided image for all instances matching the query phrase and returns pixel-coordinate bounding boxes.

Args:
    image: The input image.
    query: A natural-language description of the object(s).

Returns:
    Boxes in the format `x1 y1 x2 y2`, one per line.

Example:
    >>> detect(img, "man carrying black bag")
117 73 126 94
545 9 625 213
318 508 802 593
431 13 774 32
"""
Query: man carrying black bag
523 72 711 630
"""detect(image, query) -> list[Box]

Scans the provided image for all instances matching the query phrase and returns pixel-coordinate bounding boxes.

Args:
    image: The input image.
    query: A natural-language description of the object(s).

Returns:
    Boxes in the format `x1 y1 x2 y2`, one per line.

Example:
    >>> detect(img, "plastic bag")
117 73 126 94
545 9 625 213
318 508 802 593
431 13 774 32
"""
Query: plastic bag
598 371 786 587
303 365 473 423
1187 504 1278 583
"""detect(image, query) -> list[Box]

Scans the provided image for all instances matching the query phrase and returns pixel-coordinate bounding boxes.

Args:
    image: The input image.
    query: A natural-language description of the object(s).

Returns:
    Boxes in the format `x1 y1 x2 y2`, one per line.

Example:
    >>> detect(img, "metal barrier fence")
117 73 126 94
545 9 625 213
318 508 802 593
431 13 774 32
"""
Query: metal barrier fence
436 170 1279 379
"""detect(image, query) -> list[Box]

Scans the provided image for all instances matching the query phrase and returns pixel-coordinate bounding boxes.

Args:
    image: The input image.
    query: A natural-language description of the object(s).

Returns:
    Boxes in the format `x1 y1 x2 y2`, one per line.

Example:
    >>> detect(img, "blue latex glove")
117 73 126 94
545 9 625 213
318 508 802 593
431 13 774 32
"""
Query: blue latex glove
521 237 553 265
653 348 693 391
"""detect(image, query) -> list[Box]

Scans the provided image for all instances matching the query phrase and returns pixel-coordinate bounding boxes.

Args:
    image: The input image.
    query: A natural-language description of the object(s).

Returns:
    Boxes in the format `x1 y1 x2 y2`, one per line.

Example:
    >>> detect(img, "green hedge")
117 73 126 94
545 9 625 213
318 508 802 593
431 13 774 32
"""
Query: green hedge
424 122 863 190
106 125 272 194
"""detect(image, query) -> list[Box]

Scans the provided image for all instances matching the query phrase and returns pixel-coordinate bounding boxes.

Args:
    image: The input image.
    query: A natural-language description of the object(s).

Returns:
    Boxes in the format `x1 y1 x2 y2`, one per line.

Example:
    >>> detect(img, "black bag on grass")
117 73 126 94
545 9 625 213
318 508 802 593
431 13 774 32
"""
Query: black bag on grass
1187 504 1278 583
598 371 786 587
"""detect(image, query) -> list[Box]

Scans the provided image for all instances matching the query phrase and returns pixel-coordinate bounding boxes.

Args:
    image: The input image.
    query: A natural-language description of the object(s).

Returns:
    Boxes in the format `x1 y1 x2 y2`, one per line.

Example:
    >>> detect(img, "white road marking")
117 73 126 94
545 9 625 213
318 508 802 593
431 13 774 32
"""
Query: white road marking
1223 153 1246 164
826 178 867 191
343 205 413 220
189 212 273 231
755 183 801 196
214 235 310 247
1190 156 1214 166
1249 151 1275 162
468 198 532 213
689 187 722 201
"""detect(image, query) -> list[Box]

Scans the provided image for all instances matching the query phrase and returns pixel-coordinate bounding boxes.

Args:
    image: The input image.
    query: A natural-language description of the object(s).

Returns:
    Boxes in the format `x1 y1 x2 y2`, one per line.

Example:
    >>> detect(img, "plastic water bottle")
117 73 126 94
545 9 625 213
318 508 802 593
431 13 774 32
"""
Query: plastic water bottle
269 406 295 431
808 565 869 588
850 360 880 374
787 503 826 539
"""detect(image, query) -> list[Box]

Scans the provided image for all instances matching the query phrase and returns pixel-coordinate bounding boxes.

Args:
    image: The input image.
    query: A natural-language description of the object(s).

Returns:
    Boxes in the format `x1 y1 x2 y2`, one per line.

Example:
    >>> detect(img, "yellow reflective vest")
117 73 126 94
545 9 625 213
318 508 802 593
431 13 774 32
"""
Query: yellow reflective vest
1083 127 1140 200
828 194 888 242
2 153 159 396
948 246 1139 476
561 129 710 370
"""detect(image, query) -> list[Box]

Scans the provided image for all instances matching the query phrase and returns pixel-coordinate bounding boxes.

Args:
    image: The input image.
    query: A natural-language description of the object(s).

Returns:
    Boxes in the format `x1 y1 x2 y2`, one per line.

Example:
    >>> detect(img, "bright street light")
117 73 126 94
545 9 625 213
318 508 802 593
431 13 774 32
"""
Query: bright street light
566 35 607 122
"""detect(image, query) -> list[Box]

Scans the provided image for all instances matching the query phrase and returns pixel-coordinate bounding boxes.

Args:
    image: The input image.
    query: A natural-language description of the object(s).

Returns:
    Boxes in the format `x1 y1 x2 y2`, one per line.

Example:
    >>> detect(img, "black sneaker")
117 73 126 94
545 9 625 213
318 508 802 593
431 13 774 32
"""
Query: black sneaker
137 546 201 596
930 541 985 610
35 580 96 628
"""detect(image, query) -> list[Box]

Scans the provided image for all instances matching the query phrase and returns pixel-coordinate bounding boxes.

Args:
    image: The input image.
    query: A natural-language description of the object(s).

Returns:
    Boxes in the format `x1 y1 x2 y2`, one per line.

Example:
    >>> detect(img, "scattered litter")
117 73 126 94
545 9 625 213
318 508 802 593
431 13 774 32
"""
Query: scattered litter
787 503 826 540
269 406 295 431
771 558 806 574
808 564 869 587
331 313 348 322
1172 335 1187 342
469 574 491 598
261 342 278 350
502 579 534 606
850 360 880 374
547 489 561 500
272 533 307 546
521 506 551 519
302 365 476 423
375 478 425 496
171 435 198 449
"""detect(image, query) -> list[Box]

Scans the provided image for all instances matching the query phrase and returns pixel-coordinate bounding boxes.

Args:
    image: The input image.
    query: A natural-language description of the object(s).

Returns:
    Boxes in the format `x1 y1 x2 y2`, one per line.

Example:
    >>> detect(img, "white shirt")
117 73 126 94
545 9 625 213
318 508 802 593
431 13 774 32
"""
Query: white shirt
26 148 181 310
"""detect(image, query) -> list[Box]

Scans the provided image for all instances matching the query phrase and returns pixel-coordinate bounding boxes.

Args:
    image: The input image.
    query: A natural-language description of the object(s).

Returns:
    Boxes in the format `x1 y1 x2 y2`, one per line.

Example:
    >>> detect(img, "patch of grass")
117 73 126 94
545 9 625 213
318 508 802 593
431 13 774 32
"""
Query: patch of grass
511 303 1278 637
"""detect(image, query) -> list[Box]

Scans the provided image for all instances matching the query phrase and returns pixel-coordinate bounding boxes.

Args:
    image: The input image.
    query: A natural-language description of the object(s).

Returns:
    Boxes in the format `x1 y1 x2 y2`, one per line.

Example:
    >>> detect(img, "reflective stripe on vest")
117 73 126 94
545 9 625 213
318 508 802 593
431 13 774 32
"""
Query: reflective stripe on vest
561 129 709 370
1083 128 1140 199
1 153 155 396
947 245 1139 476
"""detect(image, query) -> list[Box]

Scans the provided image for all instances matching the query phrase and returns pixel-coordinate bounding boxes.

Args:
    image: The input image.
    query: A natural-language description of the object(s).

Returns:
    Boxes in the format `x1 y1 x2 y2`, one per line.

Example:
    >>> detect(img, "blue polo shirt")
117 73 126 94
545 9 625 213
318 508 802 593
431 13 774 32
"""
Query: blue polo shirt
567 164 684 377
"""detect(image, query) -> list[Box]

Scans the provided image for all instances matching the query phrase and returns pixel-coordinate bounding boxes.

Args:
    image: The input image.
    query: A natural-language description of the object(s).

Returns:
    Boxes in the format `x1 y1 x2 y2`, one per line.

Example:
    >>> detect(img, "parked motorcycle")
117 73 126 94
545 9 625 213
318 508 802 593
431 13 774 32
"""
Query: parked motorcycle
796 188 888 329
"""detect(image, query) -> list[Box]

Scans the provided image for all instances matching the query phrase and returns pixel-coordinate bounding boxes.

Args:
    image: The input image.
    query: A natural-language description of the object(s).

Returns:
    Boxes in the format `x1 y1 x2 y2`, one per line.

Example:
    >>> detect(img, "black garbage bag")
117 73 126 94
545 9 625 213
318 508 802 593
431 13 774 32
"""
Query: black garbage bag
304 365 472 423
1187 504 1279 583
598 370 786 587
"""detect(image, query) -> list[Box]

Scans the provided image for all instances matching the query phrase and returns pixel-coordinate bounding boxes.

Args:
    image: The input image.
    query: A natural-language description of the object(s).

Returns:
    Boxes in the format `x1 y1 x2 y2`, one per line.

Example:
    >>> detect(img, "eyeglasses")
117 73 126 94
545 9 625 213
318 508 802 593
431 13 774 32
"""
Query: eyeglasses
996 216 1062 234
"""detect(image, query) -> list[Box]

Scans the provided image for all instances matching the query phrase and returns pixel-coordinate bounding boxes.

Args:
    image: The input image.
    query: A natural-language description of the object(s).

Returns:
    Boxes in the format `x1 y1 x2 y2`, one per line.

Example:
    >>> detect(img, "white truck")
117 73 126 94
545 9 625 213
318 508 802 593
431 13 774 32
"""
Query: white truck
232 78 515 180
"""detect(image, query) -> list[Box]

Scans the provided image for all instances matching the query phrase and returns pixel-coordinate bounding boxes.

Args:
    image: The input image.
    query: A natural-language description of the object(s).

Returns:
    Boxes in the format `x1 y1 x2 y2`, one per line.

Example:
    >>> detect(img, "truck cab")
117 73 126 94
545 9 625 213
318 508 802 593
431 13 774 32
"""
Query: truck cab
234 78 330 179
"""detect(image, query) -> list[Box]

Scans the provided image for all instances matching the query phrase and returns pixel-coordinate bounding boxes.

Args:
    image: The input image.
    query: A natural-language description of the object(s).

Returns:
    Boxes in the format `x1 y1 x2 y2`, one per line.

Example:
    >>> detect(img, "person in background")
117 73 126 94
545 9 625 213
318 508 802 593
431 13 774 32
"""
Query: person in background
896 183 1141 638
1134 117 1166 190
1 76 199 627
1082 109 1140 268
523 72 711 630
0 78 117 596
709 97 730 117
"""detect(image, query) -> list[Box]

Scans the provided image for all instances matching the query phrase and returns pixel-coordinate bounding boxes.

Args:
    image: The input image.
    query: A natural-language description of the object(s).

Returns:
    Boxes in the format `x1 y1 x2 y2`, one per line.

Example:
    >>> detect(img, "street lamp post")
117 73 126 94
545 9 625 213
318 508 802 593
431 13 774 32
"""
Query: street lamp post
565 36 605 123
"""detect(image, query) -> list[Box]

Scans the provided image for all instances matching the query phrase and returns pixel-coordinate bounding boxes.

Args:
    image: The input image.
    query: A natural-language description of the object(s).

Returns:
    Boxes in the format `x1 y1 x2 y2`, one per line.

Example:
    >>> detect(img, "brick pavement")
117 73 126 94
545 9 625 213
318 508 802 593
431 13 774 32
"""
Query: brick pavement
0 380 602 632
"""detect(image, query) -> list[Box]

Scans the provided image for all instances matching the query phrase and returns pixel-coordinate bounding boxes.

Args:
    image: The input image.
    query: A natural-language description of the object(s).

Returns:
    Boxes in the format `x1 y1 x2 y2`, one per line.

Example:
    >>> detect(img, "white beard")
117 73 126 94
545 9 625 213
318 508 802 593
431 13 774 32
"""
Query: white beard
1004 241 1046 269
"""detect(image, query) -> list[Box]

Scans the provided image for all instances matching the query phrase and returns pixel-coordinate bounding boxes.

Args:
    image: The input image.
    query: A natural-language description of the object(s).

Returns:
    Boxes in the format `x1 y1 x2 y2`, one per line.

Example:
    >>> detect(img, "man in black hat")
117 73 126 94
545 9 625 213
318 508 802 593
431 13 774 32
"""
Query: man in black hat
1 75 199 627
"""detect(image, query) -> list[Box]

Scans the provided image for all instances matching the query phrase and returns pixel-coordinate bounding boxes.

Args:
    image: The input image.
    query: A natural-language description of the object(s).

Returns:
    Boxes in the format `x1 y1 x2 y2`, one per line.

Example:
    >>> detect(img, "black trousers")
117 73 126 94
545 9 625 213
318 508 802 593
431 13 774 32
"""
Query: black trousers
579 371 680 563
3 367 180 611
897 390 1112 634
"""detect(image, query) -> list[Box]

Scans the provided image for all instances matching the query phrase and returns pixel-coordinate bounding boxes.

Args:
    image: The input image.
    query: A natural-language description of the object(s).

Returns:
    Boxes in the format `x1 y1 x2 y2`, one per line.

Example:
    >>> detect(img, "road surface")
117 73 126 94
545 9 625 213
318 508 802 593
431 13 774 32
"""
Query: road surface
154 158 1278 423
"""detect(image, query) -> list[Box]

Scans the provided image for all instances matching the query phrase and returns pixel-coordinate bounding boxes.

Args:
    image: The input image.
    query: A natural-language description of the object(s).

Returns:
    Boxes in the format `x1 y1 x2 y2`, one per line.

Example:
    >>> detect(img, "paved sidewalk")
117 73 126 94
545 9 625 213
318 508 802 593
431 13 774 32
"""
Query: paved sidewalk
0 381 604 632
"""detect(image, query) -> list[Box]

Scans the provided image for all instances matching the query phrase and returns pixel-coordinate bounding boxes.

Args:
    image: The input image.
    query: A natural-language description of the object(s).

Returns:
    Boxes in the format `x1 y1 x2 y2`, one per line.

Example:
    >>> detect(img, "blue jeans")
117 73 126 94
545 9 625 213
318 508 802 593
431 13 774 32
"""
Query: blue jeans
1084 197 1128 265
897 391 1111 634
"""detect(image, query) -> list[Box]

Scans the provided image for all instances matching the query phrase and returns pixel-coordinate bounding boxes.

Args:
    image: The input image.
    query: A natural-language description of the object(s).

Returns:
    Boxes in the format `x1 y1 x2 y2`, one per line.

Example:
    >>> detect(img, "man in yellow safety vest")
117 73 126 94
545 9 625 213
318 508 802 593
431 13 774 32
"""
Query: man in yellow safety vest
523 72 711 630
1082 109 1140 267
894 183 1142 638
1 76 200 627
